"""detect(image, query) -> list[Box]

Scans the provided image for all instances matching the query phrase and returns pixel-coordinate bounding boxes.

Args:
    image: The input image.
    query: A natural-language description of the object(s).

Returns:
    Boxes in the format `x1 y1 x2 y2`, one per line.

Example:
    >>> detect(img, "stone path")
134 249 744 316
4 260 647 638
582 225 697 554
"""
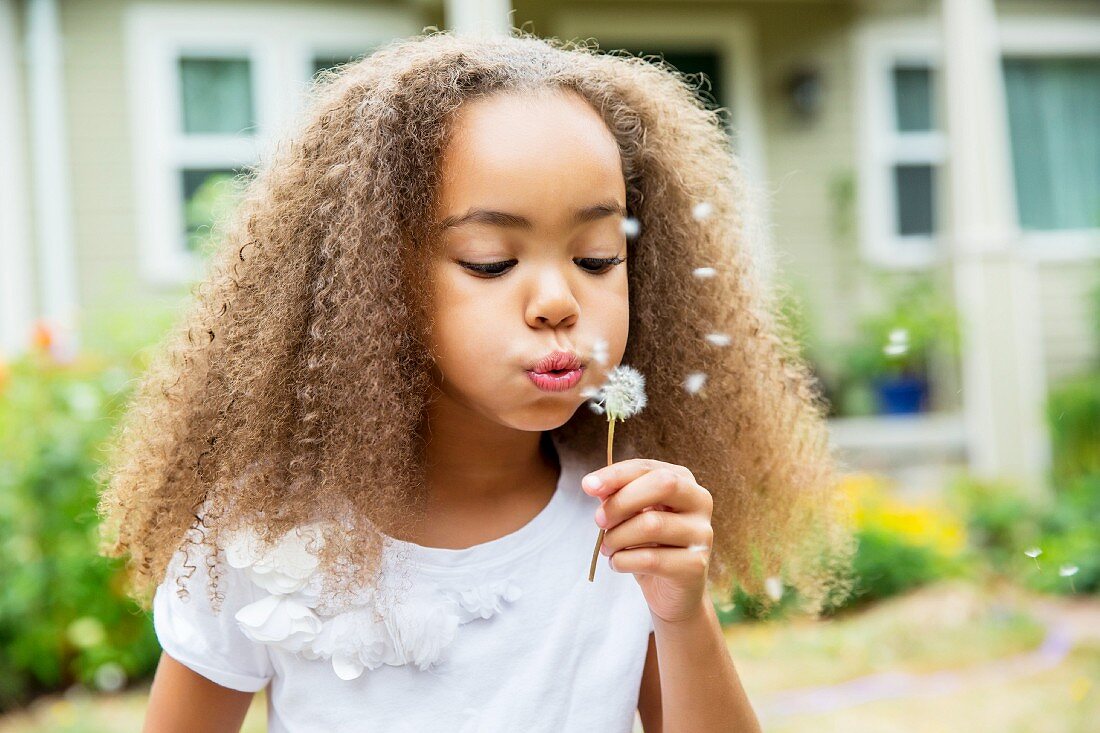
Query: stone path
755 594 1098 721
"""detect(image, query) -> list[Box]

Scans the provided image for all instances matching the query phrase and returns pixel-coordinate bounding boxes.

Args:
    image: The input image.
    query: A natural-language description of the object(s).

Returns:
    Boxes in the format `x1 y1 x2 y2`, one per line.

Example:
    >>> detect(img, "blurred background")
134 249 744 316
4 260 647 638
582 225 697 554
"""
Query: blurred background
1 0 1098 731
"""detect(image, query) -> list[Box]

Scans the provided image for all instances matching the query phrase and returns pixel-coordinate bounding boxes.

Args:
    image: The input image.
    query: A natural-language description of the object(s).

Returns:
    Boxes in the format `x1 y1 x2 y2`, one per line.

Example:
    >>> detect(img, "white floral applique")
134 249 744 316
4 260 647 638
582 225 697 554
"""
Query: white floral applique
224 522 523 681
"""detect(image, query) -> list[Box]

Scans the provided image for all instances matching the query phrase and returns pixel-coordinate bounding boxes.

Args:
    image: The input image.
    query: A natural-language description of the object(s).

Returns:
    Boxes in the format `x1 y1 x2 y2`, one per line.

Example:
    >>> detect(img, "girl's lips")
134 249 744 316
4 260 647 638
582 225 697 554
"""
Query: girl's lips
526 366 584 392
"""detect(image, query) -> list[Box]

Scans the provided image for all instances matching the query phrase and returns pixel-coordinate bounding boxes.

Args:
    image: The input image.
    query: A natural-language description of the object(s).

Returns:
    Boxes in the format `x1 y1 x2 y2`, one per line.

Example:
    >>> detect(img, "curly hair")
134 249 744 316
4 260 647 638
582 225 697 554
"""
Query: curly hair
95 28 855 620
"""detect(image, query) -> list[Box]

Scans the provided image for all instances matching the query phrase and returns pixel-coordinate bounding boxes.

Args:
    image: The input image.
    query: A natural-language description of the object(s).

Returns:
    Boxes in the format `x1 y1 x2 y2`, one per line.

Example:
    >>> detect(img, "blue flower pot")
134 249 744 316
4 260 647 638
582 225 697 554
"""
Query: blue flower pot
873 374 928 414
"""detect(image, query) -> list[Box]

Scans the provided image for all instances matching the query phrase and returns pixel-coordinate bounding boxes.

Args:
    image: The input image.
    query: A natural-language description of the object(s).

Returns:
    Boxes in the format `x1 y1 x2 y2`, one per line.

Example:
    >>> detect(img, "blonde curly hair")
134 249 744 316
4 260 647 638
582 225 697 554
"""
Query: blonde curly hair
95 28 855 619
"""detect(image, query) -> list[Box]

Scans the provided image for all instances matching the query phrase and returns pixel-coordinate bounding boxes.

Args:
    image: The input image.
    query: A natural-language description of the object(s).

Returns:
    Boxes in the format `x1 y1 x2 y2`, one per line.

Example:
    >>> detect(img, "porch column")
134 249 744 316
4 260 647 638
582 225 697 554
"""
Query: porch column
941 0 1050 499
444 0 514 37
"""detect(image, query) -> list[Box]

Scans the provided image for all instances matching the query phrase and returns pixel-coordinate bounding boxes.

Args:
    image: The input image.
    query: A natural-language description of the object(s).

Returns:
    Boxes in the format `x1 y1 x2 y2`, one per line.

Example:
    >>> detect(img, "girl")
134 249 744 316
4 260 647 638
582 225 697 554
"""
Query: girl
96 29 854 732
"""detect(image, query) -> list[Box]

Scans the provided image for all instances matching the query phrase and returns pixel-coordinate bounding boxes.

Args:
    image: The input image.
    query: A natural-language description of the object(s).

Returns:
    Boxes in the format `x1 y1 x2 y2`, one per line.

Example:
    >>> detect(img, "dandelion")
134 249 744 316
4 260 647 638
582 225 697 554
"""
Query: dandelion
683 372 707 395
1024 546 1042 570
1060 564 1079 592
693 266 717 279
692 201 714 220
586 365 647 582
705 333 731 347
764 576 784 602
620 216 641 239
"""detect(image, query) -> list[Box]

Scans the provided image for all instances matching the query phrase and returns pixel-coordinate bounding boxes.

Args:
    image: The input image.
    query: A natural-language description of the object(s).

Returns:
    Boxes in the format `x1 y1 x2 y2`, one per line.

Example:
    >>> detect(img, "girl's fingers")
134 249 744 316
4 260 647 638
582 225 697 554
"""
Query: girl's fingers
607 545 711 576
594 468 698 530
601 510 712 558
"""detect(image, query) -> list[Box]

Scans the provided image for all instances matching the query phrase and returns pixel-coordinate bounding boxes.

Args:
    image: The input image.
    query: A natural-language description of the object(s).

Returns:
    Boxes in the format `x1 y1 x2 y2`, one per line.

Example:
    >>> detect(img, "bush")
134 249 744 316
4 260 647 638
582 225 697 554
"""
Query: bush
0 317 166 712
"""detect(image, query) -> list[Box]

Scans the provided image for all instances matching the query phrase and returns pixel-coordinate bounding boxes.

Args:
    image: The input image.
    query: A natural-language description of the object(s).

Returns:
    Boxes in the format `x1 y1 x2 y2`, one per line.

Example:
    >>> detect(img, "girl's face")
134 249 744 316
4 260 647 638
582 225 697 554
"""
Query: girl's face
427 88 630 433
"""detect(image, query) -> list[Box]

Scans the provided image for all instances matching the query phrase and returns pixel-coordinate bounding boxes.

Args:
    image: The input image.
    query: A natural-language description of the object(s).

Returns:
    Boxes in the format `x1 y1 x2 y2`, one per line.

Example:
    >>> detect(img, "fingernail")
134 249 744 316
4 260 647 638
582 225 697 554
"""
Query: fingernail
582 473 603 492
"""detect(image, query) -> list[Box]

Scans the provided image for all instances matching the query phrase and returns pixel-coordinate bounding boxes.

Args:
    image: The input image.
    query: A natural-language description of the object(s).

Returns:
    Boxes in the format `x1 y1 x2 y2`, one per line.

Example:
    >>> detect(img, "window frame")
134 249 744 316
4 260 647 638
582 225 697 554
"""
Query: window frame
999 17 1100 261
125 4 421 286
855 16 1100 269
854 22 947 270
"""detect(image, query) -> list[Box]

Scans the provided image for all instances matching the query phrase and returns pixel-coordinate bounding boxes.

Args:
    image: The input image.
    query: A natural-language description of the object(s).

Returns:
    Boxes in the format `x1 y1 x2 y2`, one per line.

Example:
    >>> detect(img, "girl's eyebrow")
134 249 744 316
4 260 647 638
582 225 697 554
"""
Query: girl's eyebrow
439 200 627 232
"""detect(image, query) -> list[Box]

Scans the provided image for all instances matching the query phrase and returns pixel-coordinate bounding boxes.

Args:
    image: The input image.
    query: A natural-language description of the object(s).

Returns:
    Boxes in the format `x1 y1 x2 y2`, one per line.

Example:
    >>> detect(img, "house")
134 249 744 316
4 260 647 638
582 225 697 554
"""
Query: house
2 0 1098 496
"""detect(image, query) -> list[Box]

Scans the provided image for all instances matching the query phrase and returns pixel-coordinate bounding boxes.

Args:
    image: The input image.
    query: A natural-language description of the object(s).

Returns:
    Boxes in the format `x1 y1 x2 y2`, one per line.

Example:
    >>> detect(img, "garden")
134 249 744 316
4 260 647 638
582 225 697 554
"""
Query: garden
0 284 1098 731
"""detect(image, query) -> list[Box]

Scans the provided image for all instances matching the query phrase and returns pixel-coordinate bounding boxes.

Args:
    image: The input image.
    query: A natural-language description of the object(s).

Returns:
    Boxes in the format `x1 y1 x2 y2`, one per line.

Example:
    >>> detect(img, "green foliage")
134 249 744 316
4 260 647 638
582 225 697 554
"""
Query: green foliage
844 273 961 383
0 315 167 712
1046 372 1100 487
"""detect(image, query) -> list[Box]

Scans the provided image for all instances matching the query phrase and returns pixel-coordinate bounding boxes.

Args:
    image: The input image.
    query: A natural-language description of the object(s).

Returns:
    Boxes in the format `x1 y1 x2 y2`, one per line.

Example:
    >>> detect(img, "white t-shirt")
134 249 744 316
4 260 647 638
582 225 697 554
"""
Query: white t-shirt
152 432 654 732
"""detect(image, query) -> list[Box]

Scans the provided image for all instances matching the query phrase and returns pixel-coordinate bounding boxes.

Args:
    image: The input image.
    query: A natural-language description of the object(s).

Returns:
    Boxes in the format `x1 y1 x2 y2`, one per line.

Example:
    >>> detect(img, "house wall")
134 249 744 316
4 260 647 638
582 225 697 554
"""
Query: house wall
57 0 441 348
46 0 1100 389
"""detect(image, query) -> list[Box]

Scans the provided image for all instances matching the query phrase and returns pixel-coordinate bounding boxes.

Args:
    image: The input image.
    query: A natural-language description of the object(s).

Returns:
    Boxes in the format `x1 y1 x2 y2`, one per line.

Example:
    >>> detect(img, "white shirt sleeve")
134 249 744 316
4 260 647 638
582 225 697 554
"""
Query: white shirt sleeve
152 534 274 692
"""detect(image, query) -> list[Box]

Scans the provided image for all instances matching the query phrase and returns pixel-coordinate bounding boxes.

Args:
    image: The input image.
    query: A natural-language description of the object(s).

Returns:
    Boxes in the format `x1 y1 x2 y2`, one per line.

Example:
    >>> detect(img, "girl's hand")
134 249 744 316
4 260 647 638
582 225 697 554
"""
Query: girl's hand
582 460 714 625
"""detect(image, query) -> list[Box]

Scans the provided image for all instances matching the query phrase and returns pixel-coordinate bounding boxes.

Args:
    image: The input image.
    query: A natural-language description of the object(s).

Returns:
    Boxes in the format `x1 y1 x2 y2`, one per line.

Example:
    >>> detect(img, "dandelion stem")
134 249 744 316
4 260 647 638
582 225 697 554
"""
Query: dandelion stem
588 418 616 582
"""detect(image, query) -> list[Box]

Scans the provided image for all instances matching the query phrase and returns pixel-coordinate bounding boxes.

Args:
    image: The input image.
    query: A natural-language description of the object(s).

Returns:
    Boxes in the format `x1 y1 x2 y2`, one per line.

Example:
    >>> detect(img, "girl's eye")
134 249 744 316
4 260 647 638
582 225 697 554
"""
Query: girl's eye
458 257 626 278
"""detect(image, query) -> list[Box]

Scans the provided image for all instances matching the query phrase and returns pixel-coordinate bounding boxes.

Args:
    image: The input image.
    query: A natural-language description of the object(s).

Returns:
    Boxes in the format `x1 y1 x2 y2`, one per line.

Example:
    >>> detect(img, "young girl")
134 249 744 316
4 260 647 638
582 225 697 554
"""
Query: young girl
96 29 854 732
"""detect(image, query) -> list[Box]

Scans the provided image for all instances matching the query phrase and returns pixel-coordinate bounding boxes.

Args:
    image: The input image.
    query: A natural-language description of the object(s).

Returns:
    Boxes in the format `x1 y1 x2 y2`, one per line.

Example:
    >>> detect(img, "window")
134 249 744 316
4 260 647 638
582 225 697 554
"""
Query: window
126 5 421 285
856 27 947 269
1003 56 1100 232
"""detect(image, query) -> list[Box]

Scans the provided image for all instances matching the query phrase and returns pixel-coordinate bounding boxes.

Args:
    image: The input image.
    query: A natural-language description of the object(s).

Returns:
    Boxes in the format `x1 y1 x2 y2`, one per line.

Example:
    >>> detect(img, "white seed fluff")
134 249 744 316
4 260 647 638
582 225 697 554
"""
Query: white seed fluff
705 333 731 347
683 372 708 395
692 201 714 220
693 266 717 279
620 216 641 238
764 576 784 602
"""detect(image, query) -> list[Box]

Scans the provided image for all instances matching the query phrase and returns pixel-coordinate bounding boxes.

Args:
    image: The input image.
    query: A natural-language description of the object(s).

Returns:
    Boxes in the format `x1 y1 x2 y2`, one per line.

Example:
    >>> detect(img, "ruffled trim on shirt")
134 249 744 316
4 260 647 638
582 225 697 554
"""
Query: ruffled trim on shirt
223 522 523 680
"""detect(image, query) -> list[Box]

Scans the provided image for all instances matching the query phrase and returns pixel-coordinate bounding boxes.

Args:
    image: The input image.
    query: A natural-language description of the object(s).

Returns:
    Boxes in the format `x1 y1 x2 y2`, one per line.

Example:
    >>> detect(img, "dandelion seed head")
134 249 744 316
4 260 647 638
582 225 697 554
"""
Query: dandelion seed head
692 201 714 220
620 216 641 239
705 333 731 347
683 372 708 395
1060 564 1079 577
764 576 784 602
693 266 717 279
1024 547 1042 558
586 365 647 422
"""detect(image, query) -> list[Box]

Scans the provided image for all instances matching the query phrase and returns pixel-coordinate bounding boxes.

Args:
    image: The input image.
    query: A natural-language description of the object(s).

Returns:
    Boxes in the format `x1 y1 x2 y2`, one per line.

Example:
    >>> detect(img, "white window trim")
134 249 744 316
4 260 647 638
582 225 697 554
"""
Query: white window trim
553 6 774 281
854 20 947 270
125 2 423 287
855 15 1100 269
999 16 1100 262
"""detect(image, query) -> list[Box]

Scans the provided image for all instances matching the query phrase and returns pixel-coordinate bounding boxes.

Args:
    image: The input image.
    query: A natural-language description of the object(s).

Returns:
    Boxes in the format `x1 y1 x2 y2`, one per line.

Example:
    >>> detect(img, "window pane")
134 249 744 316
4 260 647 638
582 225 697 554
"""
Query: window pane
894 164 936 236
312 53 363 80
181 168 249 254
893 65 934 132
179 57 256 135
1003 57 1100 231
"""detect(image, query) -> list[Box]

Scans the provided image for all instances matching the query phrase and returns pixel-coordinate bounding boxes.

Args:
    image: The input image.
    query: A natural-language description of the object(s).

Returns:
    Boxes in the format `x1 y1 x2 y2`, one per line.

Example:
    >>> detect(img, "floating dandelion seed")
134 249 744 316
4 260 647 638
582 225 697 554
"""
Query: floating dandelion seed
620 216 641 238
587 365 648 582
692 201 714 220
884 327 910 357
764 576 784 602
1024 546 1043 570
693 266 717 279
1060 564 1079 592
590 337 609 367
683 372 708 395
705 333 731 347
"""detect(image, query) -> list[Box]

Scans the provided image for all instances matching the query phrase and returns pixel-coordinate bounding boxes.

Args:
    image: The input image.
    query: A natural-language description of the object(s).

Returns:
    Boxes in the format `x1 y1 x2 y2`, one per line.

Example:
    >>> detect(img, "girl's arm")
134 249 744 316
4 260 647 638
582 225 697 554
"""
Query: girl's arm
143 652 257 733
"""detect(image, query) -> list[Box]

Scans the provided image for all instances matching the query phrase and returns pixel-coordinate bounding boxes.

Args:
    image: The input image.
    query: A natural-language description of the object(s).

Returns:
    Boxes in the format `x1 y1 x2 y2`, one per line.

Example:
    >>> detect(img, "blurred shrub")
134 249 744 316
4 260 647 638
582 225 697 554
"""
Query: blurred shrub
1046 372 1100 488
715 473 970 623
0 312 169 713
945 470 1098 596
